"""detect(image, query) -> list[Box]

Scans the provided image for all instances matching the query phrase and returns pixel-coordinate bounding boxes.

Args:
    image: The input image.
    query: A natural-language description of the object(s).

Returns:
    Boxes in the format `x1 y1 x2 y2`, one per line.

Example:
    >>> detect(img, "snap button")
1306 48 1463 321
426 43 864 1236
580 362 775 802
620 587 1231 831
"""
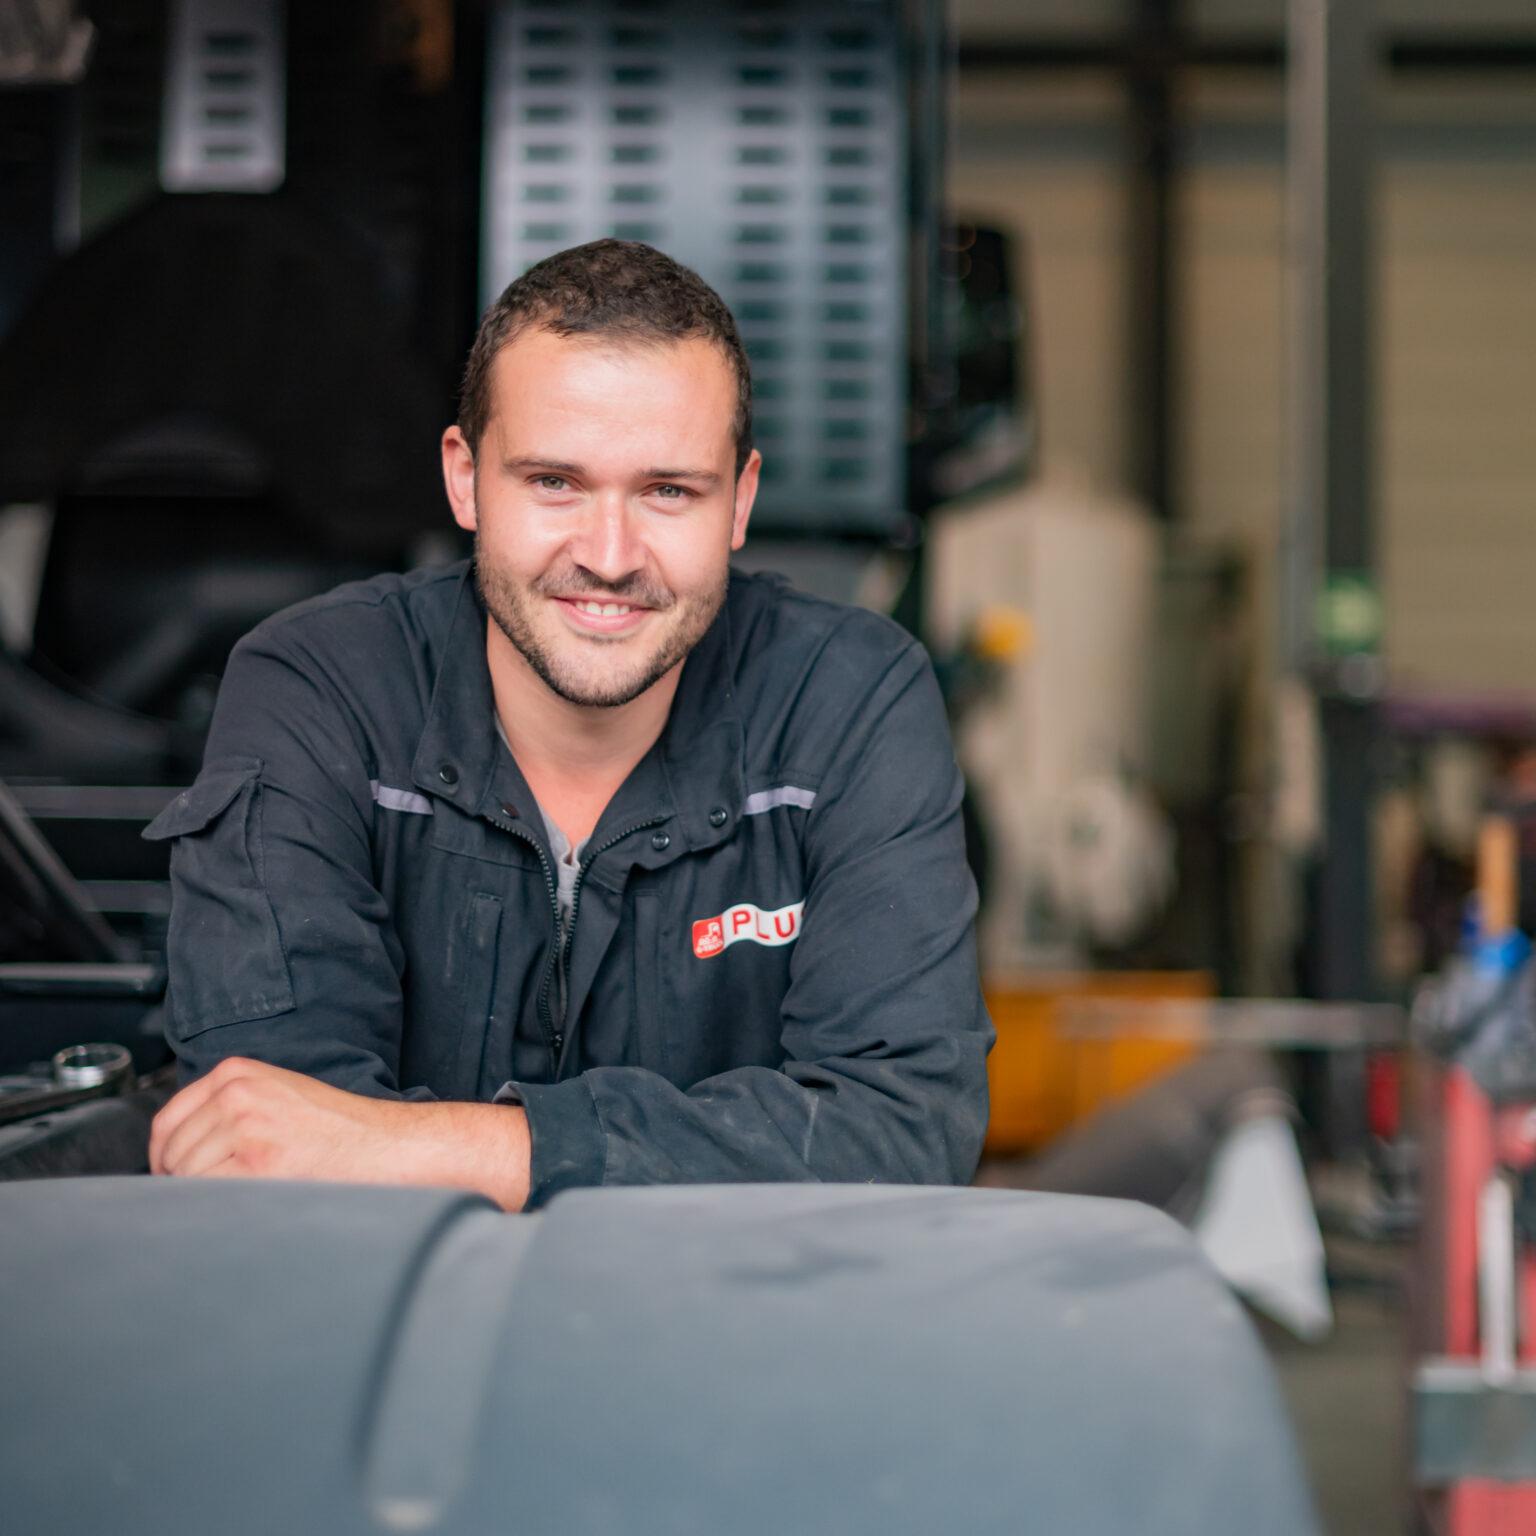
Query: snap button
708 806 728 828
438 763 459 785
650 831 671 852
500 801 517 818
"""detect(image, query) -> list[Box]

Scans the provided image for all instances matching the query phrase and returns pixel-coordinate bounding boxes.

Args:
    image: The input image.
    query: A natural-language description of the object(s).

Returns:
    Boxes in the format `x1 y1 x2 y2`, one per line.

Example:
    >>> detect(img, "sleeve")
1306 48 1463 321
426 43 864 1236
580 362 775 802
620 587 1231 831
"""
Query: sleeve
509 641 994 1207
143 628 422 1099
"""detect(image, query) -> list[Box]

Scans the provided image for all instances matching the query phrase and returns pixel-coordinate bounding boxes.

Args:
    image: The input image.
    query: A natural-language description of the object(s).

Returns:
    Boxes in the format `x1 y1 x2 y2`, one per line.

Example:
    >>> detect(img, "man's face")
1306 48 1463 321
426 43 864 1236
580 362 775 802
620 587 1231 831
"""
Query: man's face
441 326 759 709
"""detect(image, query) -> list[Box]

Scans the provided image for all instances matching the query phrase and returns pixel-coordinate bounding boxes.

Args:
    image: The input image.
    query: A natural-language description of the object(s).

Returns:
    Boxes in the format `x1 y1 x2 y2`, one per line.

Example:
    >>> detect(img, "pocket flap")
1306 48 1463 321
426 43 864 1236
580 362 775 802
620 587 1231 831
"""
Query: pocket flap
142 759 263 841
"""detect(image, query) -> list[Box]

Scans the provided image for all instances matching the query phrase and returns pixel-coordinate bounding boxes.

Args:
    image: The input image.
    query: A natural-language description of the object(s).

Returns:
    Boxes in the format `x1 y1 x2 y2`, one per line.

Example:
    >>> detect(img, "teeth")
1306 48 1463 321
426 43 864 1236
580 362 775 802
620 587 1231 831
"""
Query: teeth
574 600 632 617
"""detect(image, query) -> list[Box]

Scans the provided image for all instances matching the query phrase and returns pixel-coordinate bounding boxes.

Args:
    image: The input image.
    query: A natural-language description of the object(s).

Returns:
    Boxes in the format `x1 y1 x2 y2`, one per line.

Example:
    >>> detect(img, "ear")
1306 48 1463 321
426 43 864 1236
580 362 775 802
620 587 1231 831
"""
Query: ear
442 426 478 532
730 449 761 552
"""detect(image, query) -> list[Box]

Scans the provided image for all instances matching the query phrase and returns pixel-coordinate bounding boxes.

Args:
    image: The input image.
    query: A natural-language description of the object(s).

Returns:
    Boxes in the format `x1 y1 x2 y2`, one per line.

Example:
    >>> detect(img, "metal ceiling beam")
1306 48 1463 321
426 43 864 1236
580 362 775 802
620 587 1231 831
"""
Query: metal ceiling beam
956 35 1536 73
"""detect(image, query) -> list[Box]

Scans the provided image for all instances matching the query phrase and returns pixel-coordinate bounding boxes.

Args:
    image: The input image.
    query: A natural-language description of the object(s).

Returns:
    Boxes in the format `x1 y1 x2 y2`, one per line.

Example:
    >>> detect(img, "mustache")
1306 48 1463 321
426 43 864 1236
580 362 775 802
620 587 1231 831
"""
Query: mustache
532 564 674 610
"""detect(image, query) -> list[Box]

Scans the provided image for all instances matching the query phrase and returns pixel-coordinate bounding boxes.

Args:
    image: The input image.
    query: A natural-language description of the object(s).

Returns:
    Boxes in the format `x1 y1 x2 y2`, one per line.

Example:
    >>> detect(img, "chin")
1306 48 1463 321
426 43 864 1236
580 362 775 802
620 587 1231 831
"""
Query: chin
535 635 680 709
547 666 663 709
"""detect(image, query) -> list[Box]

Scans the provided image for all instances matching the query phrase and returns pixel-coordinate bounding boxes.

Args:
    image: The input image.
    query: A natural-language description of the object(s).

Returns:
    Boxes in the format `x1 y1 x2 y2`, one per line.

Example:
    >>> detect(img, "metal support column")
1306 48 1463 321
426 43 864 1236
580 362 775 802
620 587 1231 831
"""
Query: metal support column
1126 0 1178 520
1283 0 1380 1152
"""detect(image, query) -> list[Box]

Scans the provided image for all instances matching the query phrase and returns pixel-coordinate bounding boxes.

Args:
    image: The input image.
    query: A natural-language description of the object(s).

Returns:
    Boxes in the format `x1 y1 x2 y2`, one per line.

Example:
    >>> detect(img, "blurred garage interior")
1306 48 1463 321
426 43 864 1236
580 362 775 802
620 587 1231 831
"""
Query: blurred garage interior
5 3 1536 1532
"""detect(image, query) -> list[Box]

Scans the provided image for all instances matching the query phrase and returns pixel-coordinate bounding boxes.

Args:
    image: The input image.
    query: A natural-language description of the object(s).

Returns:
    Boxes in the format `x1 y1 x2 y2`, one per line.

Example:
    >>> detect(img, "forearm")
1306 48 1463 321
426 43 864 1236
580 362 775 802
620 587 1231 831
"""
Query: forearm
509 1040 989 1207
150 1057 532 1211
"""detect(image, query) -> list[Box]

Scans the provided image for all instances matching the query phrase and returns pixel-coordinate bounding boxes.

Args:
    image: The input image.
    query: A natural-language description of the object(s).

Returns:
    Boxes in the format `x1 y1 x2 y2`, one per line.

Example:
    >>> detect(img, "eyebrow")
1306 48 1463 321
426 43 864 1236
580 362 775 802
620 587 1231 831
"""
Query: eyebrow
501 457 582 475
644 467 721 488
500 457 721 489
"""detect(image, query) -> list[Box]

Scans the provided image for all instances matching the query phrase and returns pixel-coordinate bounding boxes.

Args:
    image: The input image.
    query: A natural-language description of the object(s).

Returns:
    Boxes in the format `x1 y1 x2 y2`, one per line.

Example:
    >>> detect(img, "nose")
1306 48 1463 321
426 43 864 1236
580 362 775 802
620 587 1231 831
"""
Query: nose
570 489 646 589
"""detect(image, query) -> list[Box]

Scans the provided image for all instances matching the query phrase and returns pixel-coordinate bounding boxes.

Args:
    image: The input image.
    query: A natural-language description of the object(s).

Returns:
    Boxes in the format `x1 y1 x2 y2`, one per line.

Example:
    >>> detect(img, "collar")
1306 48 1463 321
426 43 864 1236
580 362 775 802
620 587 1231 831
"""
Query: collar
412 564 747 860
411 569 502 818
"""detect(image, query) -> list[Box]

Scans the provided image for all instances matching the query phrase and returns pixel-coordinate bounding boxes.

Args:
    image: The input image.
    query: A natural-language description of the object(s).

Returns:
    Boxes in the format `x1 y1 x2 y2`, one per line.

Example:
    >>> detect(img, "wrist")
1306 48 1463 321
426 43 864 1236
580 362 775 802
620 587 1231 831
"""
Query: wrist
397 1100 531 1212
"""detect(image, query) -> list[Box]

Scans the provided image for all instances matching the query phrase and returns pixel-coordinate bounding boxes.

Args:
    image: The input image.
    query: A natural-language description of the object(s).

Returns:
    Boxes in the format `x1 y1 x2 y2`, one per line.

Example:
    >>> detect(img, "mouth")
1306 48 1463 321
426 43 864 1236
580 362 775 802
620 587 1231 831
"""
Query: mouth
552 595 653 634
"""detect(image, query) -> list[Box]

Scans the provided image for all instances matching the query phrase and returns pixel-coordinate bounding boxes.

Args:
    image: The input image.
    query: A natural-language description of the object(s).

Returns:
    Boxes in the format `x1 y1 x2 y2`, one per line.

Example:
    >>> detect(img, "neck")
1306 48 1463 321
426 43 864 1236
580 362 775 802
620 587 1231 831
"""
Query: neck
486 625 679 844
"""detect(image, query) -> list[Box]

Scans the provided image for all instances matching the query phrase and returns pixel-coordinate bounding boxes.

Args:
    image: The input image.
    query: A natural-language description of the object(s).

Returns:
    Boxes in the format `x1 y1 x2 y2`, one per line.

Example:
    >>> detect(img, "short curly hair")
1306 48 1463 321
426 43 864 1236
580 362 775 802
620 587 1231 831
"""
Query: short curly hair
457 240 753 477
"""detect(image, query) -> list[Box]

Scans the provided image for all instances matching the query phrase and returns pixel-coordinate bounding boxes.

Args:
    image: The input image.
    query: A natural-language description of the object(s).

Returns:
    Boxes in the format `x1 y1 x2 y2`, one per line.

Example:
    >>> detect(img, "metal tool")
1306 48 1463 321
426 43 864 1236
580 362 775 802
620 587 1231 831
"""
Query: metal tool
0 1040 135 1126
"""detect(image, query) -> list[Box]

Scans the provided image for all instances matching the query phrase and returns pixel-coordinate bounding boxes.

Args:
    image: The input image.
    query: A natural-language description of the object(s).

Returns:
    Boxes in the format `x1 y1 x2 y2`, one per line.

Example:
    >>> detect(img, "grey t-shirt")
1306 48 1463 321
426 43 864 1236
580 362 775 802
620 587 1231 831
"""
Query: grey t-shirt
539 807 588 936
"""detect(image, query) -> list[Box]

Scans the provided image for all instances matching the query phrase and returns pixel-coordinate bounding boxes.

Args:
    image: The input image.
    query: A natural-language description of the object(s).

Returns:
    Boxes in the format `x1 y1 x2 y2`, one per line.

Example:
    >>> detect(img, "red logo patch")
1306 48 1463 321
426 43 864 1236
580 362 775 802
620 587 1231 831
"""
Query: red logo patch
692 901 804 959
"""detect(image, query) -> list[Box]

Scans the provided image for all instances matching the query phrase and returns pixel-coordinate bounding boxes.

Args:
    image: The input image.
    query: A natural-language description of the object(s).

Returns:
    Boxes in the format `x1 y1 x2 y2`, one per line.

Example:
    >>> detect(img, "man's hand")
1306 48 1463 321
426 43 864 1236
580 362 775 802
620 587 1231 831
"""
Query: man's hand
148 1057 531 1211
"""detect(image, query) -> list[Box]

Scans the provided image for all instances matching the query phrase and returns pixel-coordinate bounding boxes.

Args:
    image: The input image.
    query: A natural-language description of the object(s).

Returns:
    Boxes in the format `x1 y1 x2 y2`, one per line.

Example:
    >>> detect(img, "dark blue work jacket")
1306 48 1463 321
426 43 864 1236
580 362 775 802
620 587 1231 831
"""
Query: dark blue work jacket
145 562 992 1205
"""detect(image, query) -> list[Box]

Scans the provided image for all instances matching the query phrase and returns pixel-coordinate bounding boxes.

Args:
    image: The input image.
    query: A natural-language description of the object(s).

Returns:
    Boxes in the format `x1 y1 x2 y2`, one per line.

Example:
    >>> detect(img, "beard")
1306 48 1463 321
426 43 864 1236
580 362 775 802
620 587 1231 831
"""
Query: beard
475 532 728 708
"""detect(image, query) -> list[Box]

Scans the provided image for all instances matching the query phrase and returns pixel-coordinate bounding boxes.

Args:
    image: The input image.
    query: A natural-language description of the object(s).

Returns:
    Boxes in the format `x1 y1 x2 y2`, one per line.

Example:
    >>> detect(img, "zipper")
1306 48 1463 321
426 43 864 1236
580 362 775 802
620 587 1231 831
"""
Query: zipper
554 813 669 1071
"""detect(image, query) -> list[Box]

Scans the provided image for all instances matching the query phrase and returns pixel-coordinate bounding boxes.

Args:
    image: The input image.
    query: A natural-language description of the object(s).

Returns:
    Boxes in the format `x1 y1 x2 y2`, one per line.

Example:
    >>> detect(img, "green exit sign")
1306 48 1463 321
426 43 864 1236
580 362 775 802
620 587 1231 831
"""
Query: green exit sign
1315 572 1382 656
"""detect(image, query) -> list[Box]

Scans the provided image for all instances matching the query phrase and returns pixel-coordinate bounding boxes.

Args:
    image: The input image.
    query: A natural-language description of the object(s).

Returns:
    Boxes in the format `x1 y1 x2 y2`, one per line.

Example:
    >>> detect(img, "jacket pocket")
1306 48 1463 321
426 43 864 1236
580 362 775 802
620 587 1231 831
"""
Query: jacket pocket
142 757 296 1037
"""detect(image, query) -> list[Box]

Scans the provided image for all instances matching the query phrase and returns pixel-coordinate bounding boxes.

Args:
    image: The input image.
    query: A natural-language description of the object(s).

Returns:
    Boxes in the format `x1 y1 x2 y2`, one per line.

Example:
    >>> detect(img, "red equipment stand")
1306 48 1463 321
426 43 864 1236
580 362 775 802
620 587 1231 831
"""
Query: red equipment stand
1413 1058 1536 1533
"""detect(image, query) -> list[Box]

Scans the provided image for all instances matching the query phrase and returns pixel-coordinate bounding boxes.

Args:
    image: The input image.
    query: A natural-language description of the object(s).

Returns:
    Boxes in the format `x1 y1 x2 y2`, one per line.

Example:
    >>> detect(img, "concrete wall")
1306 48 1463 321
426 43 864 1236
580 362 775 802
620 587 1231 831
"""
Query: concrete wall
951 59 1536 701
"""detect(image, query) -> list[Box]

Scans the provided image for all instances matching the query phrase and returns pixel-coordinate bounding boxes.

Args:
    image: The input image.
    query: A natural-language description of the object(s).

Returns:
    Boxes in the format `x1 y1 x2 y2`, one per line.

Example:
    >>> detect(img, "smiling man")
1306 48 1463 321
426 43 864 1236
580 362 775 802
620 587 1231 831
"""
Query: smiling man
144 240 991 1210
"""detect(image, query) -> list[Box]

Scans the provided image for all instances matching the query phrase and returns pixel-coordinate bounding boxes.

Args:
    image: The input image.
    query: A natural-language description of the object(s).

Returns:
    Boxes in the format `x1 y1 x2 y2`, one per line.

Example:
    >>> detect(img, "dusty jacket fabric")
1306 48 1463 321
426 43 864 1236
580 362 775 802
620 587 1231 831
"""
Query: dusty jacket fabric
144 562 992 1206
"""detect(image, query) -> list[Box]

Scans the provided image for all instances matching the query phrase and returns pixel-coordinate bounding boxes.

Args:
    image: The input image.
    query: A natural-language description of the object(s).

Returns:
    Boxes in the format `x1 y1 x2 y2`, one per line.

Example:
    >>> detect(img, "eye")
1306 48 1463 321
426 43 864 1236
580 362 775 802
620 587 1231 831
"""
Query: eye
653 483 689 500
536 475 569 492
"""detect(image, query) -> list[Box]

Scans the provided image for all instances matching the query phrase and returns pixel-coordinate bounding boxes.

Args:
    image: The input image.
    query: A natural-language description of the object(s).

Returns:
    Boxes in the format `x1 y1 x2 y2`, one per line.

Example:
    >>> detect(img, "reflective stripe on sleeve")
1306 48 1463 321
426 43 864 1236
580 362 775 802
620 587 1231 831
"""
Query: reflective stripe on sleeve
742 785 817 816
370 781 433 815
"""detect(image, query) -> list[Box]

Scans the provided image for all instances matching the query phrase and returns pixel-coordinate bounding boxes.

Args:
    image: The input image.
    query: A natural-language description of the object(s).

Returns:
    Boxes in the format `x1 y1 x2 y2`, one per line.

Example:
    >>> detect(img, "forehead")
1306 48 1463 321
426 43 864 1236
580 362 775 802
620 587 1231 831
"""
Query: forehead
486 327 735 459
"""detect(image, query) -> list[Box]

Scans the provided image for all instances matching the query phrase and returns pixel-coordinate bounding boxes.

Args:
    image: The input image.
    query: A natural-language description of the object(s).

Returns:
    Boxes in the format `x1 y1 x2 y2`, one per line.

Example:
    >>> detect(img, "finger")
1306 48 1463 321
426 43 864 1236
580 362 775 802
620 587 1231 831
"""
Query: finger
197 1154 259 1179
156 1096 231 1176
160 1107 241 1178
158 1149 249 1181
158 1074 262 1175
149 1056 259 1168
149 1087 204 1174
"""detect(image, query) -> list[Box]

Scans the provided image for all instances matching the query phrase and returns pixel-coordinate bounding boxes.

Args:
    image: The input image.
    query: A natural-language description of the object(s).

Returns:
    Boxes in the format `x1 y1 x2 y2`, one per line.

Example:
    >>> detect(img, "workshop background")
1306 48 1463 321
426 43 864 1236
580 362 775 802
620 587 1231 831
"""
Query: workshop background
3 2 1536 1532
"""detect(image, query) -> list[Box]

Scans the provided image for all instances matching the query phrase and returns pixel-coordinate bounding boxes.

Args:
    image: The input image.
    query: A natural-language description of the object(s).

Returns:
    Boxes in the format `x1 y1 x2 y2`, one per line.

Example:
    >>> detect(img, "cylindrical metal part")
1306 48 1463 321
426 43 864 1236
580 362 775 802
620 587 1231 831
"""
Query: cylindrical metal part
52 1042 134 1093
